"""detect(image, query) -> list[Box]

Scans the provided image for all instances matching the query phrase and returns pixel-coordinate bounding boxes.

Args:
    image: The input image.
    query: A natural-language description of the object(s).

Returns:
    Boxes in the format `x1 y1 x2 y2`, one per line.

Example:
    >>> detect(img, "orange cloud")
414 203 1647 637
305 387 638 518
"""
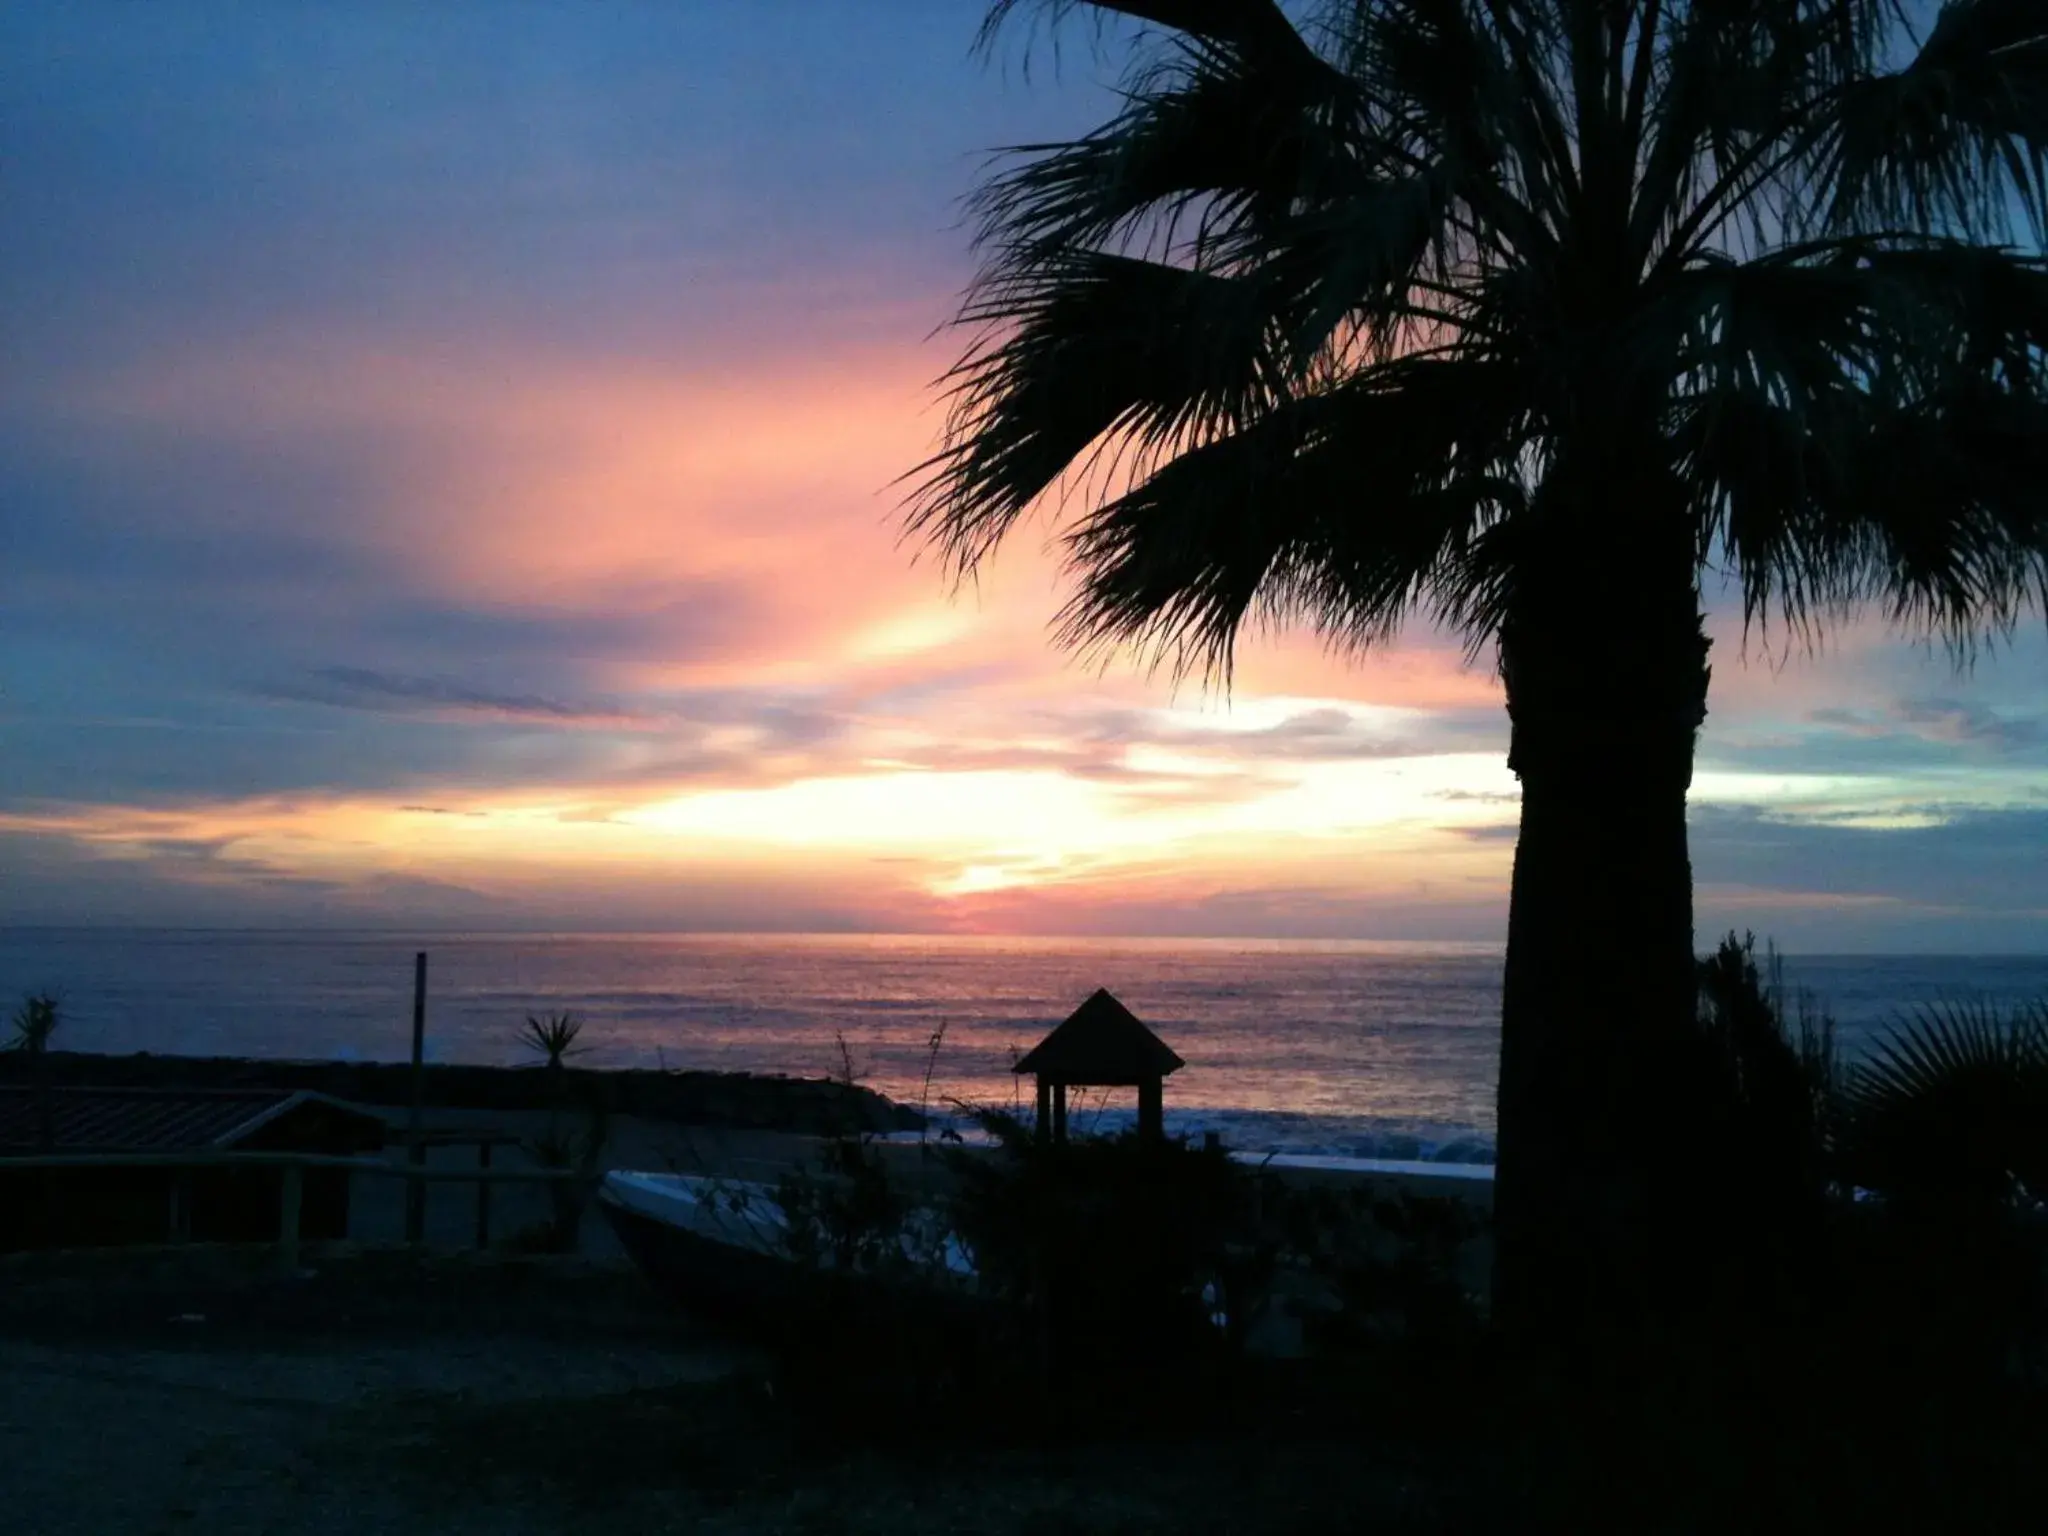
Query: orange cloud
34 315 2038 940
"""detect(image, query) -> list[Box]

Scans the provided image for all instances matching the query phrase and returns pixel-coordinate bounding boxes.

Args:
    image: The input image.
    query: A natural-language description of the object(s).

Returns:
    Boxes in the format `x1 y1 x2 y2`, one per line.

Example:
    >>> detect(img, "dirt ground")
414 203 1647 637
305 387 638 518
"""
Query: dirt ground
0 1244 1452 1536
0 1115 843 1532
0 1245 757 1535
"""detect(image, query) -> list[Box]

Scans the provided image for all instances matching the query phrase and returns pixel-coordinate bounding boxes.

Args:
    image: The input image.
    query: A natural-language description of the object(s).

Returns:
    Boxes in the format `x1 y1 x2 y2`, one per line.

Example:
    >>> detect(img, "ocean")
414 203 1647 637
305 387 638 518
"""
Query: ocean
4 929 2046 1163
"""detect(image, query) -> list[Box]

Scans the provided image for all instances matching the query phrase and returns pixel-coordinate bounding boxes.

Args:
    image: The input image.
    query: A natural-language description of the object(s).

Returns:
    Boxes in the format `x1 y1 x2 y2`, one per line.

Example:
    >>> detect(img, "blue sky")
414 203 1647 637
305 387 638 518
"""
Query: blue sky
3 1 2044 950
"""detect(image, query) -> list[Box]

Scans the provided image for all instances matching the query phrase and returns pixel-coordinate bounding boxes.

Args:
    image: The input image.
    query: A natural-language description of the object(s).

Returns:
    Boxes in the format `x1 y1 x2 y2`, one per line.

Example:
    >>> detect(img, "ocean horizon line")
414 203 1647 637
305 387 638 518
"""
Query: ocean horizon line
5 924 2047 960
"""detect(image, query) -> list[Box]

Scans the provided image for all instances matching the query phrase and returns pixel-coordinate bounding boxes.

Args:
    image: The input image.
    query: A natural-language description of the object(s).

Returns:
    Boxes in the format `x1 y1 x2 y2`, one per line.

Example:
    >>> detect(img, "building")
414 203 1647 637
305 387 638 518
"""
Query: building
0 1086 388 1251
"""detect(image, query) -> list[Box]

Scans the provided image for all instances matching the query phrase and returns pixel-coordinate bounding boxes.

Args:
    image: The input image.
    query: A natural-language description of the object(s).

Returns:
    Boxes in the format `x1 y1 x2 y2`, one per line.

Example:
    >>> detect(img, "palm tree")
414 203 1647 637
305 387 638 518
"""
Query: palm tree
907 0 2048 1335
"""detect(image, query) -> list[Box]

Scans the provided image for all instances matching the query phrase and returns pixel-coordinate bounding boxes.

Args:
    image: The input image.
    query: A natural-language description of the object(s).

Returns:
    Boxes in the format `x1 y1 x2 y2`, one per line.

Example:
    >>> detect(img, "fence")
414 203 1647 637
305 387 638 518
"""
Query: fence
0 1151 581 1268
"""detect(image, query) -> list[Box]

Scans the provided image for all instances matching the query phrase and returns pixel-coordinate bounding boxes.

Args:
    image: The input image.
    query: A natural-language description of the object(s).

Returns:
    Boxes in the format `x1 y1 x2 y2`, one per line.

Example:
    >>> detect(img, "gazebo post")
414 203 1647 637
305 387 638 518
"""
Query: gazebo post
1052 1082 1069 1144
1137 1076 1163 1141
1035 1076 1052 1143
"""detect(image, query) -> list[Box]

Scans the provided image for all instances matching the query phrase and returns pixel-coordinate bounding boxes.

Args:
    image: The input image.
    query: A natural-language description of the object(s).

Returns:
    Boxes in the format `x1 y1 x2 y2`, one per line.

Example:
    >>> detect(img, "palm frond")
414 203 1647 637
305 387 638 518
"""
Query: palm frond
979 0 1322 65
1366 0 1570 260
917 4 1535 615
970 35 1363 269
1054 352 1533 677
1667 240 2048 645
1837 997 2048 1206
1819 0 2048 240
1637 0 1900 262
907 251 1303 575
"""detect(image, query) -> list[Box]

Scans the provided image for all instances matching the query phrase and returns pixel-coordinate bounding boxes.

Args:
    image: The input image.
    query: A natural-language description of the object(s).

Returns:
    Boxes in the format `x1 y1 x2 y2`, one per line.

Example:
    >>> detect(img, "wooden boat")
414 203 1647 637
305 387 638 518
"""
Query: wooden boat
597 1170 986 1340
600 1171 1294 1370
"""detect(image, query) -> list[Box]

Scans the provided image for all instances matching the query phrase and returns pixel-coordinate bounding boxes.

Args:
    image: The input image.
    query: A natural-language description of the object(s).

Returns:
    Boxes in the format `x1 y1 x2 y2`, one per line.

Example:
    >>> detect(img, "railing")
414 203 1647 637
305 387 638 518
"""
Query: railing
0 1151 582 1269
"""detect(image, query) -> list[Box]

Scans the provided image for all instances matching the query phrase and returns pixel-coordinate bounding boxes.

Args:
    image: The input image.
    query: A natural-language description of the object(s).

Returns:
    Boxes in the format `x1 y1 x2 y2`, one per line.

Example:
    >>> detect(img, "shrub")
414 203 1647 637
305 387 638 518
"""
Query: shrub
942 1114 1255 1386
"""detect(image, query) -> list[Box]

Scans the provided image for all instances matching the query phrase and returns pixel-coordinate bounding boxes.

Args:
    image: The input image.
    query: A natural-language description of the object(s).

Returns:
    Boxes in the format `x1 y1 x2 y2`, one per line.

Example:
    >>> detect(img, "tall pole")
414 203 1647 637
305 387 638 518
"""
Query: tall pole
405 950 427 1243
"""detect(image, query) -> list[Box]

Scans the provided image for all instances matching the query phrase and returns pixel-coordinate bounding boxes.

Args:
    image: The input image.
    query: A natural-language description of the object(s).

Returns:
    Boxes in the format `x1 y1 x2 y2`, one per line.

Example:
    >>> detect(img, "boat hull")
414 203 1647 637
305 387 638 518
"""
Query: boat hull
599 1194 831 1332
598 1181 997 1350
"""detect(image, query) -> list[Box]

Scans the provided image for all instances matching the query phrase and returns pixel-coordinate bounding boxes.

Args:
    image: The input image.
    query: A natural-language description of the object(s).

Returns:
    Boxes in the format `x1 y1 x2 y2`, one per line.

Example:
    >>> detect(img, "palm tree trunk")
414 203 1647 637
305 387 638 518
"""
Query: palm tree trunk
1492 548 1712 1349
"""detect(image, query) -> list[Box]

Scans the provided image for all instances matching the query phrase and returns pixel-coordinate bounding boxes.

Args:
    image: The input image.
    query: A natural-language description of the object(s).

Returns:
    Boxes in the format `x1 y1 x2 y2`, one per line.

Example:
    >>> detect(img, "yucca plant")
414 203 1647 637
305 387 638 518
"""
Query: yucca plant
519 1010 586 1072
1837 998 2048 1211
908 0 2048 1334
10 992 62 1151
521 1094 613 1252
9 992 61 1055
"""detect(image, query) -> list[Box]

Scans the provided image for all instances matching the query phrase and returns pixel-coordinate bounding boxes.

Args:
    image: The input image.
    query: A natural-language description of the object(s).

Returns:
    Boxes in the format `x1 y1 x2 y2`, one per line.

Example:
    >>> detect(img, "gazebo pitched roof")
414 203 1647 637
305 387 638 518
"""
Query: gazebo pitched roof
1012 988 1184 1086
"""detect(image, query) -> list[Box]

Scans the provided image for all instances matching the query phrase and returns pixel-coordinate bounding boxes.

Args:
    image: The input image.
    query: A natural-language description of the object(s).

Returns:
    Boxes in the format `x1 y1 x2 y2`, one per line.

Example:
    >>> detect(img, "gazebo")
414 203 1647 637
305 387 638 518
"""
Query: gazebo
1013 988 1185 1143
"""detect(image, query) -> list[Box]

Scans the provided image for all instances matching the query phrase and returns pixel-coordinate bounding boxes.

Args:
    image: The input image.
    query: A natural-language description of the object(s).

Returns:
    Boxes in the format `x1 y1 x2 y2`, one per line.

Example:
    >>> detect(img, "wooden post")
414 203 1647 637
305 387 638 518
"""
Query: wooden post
405 951 428 1243
279 1164 303 1272
1035 1077 1051 1144
1052 1082 1069 1144
168 1170 193 1243
474 1141 492 1249
1138 1077 1163 1141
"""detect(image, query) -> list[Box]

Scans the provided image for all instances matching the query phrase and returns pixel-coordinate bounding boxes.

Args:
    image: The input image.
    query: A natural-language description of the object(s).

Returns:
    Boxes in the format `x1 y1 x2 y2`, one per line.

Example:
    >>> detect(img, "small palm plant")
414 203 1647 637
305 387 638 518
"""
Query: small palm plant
11 992 62 1151
1837 998 2048 1213
1833 998 2048 1392
514 1009 600 1251
519 1010 586 1072
524 1096 613 1253
9 992 61 1055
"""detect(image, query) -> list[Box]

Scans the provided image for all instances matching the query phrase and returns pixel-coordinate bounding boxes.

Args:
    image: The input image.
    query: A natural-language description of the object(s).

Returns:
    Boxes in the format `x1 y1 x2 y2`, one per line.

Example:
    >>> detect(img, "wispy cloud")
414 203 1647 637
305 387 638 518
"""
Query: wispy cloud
2 2 2043 945
273 667 651 725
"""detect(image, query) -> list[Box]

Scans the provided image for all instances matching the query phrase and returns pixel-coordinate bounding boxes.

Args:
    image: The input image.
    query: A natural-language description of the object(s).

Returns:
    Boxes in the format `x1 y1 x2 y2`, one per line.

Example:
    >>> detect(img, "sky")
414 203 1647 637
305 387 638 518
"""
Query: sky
3 1 2044 951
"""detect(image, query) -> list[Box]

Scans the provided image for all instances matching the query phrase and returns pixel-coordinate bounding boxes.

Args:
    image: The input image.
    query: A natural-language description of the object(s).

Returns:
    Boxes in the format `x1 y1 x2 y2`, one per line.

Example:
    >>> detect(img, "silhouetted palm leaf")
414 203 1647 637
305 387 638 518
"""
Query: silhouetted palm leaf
519 1011 586 1070
1838 999 2048 1207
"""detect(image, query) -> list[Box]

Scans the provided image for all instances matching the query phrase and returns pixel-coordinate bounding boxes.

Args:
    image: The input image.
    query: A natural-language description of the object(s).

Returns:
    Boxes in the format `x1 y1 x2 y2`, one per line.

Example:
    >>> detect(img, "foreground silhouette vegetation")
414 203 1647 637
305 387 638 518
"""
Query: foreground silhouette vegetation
735 938 2045 1525
907 0 2048 1342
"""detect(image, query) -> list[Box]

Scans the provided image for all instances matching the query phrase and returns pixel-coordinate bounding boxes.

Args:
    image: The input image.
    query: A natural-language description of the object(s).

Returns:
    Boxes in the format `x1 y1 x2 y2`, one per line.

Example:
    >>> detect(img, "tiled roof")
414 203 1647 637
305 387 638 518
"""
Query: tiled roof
1013 988 1185 1085
0 1087 375 1153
